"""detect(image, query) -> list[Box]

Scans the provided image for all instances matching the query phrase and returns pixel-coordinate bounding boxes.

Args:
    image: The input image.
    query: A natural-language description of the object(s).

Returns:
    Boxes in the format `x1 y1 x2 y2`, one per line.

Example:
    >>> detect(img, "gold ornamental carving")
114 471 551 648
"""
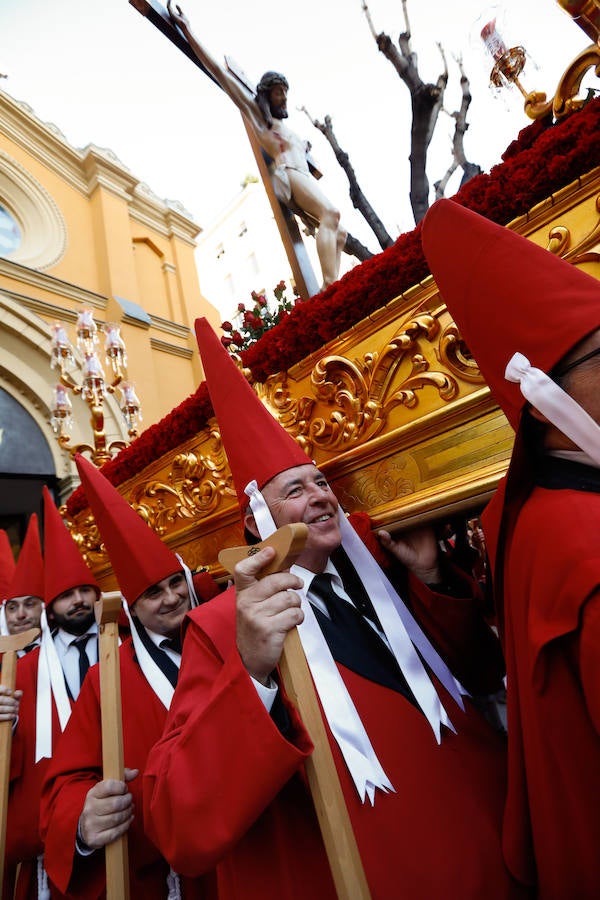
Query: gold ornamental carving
524 44 600 121
334 457 419 512
545 193 600 264
128 434 236 535
64 431 237 563
258 314 483 455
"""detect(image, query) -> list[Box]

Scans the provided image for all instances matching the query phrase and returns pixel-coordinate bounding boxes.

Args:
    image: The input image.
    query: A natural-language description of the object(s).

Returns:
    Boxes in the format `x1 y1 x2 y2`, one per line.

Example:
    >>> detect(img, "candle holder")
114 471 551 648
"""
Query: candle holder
479 3 600 121
49 310 142 466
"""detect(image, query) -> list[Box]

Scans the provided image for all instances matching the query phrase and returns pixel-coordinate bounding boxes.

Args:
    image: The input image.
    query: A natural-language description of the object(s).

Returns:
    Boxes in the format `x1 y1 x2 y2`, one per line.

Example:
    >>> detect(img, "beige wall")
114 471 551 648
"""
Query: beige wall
0 87 219 502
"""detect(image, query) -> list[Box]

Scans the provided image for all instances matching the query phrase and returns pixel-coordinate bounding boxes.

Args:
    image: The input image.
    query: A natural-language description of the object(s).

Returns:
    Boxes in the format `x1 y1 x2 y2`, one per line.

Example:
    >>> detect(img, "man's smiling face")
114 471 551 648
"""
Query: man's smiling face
246 464 341 574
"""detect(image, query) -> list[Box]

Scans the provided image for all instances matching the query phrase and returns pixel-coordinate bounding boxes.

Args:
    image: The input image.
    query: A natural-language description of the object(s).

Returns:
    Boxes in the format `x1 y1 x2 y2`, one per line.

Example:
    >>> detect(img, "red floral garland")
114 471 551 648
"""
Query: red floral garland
66 98 600 516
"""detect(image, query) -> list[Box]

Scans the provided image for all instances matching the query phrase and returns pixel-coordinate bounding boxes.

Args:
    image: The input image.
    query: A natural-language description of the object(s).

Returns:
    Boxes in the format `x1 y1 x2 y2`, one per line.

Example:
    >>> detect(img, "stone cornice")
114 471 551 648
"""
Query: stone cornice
0 89 200 239
149 337 193 358
0 258 108 308
0 90 88 194
149 314 191 339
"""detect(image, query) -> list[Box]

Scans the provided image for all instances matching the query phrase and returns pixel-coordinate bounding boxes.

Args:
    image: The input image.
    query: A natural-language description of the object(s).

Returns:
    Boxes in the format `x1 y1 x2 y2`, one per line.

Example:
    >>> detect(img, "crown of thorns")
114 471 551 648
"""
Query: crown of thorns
256 71 289 94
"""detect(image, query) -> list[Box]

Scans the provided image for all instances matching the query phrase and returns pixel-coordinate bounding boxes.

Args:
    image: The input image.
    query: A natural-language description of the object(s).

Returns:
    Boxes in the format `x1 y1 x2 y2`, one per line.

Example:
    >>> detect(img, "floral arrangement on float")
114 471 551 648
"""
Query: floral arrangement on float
66 96 600 517
220 281 299 353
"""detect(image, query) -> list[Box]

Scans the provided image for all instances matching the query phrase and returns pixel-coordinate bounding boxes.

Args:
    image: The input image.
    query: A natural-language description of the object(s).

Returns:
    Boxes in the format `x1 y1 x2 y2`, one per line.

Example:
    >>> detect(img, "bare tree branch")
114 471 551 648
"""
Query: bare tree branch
434 56 482 199
434 157 458 199
362 0 448 223
300 106 393 251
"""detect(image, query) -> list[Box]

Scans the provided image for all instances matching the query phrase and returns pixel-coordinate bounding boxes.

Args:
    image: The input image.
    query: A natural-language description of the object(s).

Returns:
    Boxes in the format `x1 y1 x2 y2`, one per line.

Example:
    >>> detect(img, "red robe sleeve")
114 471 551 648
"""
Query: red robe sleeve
143 592 314 877
40 673 106 898
579 588 600 735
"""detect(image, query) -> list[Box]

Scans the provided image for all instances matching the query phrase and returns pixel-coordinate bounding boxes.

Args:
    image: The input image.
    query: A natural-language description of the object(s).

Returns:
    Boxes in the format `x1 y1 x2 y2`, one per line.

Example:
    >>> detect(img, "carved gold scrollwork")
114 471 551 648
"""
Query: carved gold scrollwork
259 314 462 454
546 195 600 264
129 433 236 534
334 458 418 511
438 324 484 384
64 432 237 558
525 44 600 120
61 508 107 566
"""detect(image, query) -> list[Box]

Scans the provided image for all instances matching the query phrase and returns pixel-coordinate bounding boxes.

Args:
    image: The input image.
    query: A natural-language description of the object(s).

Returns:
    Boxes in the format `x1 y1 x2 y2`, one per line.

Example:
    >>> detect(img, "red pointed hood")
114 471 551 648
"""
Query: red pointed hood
421 199 600 430
42 486 99 606
194 317 311 510
75 454 182 604
0 529 16 600
6 514 44 602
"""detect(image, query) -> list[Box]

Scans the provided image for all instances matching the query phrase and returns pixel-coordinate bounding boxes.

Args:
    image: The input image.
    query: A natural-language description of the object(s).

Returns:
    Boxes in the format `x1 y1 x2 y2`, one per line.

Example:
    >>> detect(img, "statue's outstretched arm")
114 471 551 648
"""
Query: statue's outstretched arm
167 1 263 133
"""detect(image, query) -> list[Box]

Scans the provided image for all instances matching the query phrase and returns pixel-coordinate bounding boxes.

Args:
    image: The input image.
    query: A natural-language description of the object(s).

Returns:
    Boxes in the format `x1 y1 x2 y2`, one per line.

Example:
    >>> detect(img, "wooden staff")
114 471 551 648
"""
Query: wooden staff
0 626 39 894
219 525 371 900
95 592 130 900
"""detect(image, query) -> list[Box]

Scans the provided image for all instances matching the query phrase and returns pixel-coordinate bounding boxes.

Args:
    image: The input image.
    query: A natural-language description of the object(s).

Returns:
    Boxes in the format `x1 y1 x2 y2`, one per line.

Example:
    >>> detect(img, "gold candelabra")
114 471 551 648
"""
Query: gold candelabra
50 309 142 467
480 3 600 121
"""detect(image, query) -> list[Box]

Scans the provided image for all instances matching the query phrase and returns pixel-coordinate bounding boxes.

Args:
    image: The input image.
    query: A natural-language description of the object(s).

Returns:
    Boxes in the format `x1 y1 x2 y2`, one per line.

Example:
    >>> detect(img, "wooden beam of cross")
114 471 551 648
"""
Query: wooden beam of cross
129 0 320 300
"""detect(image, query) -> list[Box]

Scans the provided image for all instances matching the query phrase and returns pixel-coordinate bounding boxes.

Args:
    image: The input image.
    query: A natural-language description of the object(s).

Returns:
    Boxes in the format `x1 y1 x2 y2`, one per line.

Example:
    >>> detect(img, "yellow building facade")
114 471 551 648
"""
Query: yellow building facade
0 87 220 548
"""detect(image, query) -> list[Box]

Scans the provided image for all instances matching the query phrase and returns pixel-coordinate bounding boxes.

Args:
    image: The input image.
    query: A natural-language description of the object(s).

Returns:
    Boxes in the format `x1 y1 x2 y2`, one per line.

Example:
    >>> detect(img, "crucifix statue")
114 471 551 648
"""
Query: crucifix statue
130 0 348 297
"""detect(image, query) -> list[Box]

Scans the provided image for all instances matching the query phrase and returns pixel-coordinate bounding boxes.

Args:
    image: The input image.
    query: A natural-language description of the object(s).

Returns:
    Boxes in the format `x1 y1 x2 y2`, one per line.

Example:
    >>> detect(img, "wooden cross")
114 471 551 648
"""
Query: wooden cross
129 0 320 300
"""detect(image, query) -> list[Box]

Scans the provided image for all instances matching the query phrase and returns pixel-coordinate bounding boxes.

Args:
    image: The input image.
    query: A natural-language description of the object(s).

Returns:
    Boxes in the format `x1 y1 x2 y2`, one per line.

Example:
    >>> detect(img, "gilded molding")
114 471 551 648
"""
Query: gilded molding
258 313 479 456
546 192 600 263
125 434 235 535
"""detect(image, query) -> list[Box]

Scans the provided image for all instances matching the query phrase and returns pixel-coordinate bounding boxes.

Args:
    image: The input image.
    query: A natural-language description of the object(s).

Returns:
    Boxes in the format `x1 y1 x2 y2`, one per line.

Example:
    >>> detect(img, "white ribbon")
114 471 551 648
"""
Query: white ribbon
167 867 182 900
296 595 394 804
175 554 200 609
36 854 50 900
0 601 8 636
35 608 72 762
121 597 174 710
245 480 278 536
505 351 600 466
338 512 466 727
244 481 466 803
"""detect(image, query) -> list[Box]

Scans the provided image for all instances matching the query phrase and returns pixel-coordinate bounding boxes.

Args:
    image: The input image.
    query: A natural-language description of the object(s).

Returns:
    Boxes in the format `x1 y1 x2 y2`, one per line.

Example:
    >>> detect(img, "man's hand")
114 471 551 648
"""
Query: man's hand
78 768 139 850
235 546 304 686
378 525 442 585
167 0 190 33
0 685 22 723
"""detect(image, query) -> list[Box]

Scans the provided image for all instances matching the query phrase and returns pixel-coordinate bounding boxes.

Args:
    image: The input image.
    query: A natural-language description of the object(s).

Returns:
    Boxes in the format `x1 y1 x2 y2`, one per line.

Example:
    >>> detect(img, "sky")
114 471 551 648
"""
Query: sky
0 0 592 254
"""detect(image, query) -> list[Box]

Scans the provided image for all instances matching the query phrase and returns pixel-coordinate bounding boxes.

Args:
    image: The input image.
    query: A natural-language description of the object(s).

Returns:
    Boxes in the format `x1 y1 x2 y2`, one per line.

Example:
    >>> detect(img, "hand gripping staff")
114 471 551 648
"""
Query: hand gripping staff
219 524 371 900
0 626 39 894
95 592 130 900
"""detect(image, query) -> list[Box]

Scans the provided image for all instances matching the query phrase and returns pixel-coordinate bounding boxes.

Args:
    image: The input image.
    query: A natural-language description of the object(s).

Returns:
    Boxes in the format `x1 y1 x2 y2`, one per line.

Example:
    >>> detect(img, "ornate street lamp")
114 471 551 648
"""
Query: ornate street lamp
50 310 142 467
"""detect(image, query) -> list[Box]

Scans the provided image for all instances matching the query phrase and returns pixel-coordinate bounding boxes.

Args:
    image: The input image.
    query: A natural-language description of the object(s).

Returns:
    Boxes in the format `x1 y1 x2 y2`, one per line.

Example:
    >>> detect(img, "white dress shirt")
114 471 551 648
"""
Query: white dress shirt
54 624 99 700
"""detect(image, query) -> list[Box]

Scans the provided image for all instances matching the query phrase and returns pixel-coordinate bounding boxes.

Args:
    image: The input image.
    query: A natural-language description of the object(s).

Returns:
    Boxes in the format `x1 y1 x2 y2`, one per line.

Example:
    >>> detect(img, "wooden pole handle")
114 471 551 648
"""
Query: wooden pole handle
279 631 371 899
0 627 39 893
96 593 130 900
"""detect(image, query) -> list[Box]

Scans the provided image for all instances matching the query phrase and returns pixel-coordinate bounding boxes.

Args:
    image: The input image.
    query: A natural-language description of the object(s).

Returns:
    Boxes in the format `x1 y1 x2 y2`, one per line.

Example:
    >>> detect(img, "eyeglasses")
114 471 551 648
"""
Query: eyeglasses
553 345 600 380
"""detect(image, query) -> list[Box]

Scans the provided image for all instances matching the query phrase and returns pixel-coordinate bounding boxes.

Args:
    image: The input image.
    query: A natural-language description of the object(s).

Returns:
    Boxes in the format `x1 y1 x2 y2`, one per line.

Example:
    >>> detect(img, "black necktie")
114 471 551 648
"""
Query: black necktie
131 617 180 689
71 634 91 688
309 573 417 704
310 573 379 631
160 635 182 655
